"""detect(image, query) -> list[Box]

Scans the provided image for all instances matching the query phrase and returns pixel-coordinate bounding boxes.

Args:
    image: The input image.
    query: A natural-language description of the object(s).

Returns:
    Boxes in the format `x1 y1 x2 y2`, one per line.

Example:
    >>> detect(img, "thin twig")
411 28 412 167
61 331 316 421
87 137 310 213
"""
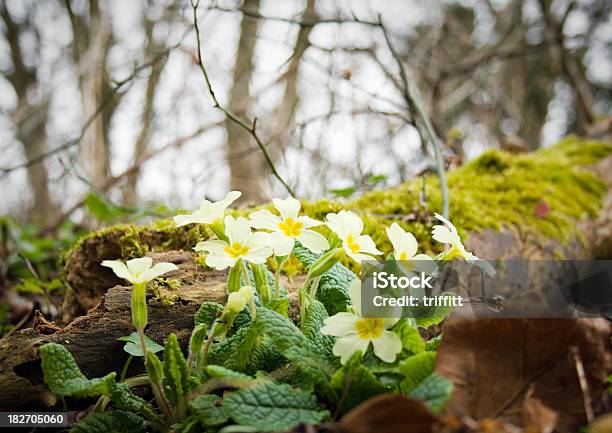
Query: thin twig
39 123 215 235
211 5 381 28
378 17 449 219
0 50 171 180
191 0 296 198
571 346 594 423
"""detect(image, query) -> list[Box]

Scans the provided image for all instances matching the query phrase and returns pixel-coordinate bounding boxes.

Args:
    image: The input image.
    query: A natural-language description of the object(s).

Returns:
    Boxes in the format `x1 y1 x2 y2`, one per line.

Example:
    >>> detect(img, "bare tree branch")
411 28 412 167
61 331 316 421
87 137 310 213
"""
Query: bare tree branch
40 123 218 234
0 49 171 180
191 0 296 198
378 18 450 218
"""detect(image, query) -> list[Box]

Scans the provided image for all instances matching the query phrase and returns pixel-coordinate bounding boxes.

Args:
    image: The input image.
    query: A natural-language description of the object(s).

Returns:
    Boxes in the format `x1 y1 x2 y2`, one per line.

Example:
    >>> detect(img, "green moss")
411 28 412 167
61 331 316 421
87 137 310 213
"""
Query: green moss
156 277 182 290
337 136 611 257
66 137 611 270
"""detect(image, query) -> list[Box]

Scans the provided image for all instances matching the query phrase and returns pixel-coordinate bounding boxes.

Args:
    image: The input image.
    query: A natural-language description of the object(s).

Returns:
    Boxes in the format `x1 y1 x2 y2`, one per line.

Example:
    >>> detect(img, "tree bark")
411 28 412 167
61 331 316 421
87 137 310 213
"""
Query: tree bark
1 3 56 220
122 11 169 205
226 0 268 203
267 0 316 160
77 0 113 189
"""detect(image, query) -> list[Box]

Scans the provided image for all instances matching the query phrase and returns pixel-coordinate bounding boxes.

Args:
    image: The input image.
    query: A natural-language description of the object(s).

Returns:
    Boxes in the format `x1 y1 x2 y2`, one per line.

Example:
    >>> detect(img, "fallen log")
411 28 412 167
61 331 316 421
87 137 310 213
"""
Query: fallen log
0 251 300 410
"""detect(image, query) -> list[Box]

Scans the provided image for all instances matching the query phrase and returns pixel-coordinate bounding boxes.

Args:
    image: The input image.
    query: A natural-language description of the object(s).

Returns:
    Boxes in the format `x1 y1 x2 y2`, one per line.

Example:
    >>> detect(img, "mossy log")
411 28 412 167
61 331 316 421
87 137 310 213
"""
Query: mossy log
0 251 302 410
1 137 611 411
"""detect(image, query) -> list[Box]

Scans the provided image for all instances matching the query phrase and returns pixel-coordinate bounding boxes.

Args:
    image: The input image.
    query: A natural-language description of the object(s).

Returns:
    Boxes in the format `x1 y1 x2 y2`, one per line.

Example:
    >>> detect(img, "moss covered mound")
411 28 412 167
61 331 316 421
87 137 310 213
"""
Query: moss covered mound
63 136 611 298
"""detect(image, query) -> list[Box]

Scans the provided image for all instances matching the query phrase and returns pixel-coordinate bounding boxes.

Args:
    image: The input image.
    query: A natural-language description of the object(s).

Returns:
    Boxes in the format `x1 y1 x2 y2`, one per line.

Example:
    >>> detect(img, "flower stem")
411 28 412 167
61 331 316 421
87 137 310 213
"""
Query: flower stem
241 262 256 319
308 276 321 301
201 335 214 368
120 355 133 381
274 256 288 298
298 276 312 326
241 261 250 287
138 329 174 422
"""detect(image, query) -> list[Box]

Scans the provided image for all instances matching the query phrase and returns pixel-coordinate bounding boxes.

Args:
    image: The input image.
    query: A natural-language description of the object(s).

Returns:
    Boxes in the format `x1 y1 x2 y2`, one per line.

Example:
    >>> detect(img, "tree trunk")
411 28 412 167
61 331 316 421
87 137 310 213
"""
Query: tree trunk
122 12 168 205
78 0 112 189
226 0 269 203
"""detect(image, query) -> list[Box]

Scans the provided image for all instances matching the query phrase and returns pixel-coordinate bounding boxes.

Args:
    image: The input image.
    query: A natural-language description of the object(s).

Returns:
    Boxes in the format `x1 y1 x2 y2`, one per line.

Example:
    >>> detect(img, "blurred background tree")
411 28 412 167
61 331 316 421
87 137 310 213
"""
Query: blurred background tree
0 0 610 220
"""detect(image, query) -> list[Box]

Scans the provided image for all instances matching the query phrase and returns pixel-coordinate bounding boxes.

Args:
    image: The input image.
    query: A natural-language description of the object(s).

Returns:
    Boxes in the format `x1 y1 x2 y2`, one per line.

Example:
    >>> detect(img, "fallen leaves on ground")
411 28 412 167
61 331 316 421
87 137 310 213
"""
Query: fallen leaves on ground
435 318 611 433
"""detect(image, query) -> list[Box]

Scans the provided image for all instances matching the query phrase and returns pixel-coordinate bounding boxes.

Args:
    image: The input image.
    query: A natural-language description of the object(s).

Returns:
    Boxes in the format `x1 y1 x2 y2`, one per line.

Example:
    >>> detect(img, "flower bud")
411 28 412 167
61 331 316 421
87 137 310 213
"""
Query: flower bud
131 283 148 331
238 286 254 304
251 264 270 304
227 261 242 293
189 323 208 360
307 248 344 279
226 292 247 313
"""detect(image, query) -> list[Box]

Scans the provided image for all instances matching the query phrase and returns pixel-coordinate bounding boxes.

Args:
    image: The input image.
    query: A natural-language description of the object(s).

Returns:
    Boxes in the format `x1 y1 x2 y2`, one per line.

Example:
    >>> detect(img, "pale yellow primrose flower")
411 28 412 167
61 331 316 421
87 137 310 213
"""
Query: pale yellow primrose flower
226 286 254 312
321 280 402 364
432 213 495 276
249 197 329 256
101 257 177 285
386 222 435 273
173 191 241 226
326 210 382 263
194 215 272 270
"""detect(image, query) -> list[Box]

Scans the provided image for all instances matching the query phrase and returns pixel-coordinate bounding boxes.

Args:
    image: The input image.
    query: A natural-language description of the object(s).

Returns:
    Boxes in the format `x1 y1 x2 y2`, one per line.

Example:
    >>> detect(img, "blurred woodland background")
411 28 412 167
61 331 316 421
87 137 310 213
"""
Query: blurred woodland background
0 0 610 333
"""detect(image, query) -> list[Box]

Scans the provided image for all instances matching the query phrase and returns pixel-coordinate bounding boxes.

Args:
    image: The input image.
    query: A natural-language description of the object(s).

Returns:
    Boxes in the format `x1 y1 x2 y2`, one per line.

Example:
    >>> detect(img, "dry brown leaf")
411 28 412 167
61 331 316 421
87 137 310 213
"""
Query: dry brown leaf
589 413 612 433
339 395 440 433
522 395 557 433
435 318 611 433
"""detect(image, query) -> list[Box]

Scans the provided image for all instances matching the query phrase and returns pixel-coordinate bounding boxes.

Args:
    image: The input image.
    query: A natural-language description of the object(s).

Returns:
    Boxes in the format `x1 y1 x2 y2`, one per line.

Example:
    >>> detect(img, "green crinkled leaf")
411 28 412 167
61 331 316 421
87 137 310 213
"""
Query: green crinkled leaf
39 343 116 397
330 352 387 415
116 332 164 357
232 309 252 331
407 373 452 413
107 381 162 426
398 351 436 392
70 411 147 433
246 338 285 375
189 394 229 427
163 333 191 404
425 335 442 351
292 243 355 315
302 300 337 364
393 319 426 354
414 317 446 328
194 301 223 327
206 365 252 380
208 322 261 371
255 307 335 388
224 382 330 432
267 297 289 316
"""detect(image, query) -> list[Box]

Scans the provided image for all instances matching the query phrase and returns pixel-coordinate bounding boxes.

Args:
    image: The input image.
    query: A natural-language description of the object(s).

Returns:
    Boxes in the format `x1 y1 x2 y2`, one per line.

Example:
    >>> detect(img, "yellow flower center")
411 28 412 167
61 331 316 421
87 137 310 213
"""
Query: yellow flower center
354 318 384 339
224 242 250 259
445 243 464 260
346 234 361 254
398 251 408 261
277 217 304 237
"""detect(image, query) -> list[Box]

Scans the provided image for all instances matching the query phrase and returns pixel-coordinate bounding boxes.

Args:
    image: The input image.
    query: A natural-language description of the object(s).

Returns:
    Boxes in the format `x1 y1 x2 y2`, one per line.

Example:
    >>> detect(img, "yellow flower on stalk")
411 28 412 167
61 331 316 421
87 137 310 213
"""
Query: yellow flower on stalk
249 197 329 256
225 286 254 313
386 222 435 274
432 213 495 276
194 215 272 270
320 280 402 364
173 191 241 226
325 210 382 263
101 257 177 285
